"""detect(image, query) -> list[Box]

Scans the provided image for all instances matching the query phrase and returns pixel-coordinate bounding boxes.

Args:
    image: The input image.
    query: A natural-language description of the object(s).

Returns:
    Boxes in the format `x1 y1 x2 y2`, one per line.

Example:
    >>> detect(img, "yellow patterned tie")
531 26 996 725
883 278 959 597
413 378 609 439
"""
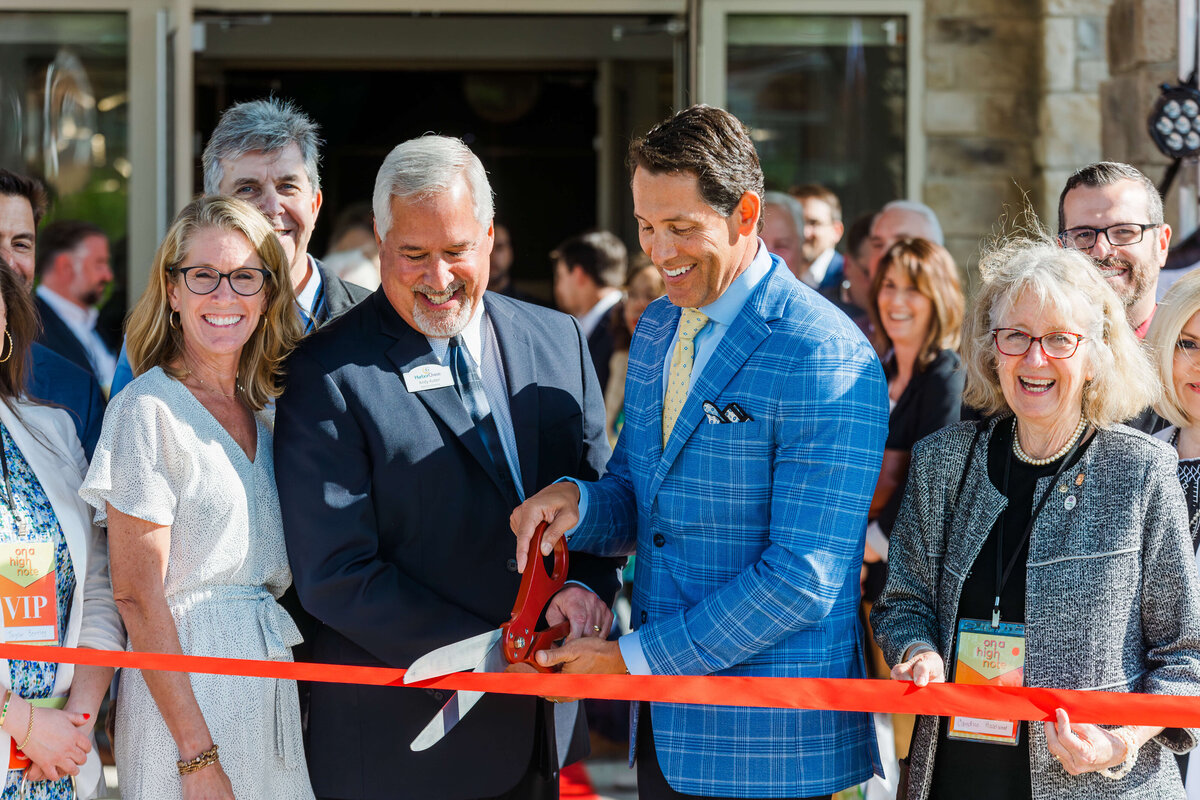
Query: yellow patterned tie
662 308 709 446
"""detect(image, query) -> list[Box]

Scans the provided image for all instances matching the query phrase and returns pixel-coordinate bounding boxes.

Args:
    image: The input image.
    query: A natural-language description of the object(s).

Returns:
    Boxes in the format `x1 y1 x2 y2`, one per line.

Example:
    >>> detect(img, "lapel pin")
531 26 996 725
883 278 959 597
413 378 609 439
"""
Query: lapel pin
1075 473 1085 486
1064 495 1077 511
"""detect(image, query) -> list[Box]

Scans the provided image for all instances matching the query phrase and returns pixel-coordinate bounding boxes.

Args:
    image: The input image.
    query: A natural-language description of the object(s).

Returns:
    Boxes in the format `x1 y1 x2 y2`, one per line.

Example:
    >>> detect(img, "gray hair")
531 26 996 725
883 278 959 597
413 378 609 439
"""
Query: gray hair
202 98 322 195
1057 161 1163 232
372 135 494 240
961 238 1157 427
762 191 805 241
878 200 944 245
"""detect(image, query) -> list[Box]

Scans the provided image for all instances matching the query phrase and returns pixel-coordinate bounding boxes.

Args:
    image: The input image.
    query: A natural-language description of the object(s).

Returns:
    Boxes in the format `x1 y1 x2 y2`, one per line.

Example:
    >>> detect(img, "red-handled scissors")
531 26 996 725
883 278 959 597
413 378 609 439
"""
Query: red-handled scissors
404 523 570 750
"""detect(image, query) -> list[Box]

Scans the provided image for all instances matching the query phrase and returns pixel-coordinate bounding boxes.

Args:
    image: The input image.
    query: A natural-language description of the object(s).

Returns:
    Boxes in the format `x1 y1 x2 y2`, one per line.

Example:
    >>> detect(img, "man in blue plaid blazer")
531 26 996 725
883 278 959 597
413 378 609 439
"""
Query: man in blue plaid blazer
513 106 888 800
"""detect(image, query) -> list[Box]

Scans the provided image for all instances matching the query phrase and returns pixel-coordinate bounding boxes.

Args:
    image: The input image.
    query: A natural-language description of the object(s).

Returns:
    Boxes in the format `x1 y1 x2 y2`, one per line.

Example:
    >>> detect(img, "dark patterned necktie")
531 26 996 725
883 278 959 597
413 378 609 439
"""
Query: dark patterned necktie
448 335 519 504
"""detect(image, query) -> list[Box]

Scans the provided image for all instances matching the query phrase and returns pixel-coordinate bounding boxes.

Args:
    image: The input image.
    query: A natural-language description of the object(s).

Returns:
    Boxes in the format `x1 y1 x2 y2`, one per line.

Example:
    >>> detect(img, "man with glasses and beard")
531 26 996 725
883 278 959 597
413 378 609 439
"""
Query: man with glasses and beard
1058 162 1170 339
1058 161 1171 432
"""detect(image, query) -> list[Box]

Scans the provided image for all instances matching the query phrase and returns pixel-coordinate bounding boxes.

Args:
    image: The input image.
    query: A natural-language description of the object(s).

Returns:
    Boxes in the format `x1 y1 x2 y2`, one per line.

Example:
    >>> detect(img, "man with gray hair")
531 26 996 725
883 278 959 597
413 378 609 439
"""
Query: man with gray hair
866 199 945 278
274 134 620 800
1058 161 1170 338
760 191 806 283
110 97 370 394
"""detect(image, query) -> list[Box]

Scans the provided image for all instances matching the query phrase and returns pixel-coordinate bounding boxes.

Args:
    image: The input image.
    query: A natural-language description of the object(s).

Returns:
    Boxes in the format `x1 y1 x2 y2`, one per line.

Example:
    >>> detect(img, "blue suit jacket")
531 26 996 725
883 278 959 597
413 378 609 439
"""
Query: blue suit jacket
569 258 888 797
28 342 104 459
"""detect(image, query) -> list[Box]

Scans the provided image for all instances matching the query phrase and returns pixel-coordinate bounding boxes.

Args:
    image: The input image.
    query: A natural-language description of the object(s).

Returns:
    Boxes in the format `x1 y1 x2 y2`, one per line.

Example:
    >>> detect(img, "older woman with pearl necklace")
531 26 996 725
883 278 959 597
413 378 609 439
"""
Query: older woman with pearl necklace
872 238 1200 800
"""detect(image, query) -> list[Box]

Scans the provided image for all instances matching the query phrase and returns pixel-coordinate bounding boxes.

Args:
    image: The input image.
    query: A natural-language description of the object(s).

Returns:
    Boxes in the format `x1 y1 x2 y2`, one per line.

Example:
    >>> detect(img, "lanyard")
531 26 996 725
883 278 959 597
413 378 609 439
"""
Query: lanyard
992 417 1088 628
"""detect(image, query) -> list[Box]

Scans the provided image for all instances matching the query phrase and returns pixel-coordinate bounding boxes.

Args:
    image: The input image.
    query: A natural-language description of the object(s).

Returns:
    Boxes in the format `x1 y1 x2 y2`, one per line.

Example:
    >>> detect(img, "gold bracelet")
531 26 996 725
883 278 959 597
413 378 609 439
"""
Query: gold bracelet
0 689 13 729
16 706 33 752
177 743 219 776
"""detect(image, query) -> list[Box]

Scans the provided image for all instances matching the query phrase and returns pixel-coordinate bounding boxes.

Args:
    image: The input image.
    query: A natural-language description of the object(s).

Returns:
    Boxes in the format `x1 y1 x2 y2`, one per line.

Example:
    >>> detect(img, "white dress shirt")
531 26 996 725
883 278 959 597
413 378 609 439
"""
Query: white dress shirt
577 289 622 338
35 285 116 390
804 247 835 289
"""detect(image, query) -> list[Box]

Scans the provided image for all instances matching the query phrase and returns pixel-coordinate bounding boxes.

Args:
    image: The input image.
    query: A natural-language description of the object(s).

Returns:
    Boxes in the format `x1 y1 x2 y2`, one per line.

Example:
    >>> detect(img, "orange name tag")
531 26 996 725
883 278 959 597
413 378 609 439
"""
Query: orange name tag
0 541 57 646
947 618 1025 746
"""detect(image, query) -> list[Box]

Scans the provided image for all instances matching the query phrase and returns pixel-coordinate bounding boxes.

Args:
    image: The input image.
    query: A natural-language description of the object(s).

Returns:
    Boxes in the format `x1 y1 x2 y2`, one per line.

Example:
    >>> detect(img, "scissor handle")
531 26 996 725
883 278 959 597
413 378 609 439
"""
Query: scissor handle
503 522 569 668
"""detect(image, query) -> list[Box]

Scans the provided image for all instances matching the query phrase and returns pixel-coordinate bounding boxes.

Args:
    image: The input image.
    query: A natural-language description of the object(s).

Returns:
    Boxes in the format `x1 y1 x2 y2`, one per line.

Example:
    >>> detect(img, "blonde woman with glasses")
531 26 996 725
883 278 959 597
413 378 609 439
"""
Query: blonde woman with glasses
80 197 313 800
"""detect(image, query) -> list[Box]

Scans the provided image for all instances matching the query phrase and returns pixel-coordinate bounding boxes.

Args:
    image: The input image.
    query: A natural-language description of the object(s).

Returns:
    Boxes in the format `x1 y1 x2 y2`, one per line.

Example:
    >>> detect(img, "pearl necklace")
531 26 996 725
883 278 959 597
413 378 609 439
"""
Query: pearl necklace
1012 415 1088 466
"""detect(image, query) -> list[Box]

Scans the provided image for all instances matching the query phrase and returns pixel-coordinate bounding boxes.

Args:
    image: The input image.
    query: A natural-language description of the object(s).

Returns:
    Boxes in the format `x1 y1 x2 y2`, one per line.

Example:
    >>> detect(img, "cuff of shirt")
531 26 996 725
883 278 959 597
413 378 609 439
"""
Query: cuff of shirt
865 521 889 562
618 630 651 675
554 477 590 541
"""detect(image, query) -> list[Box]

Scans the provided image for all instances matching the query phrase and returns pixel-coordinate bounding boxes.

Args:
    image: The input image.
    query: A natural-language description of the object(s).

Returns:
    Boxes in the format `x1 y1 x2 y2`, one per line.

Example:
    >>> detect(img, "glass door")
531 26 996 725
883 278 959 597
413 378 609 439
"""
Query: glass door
697 0 923 227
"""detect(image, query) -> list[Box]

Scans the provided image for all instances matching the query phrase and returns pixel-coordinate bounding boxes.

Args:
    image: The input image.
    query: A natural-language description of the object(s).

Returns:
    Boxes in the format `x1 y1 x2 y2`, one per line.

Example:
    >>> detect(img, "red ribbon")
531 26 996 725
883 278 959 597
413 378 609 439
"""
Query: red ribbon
8 643 1199 728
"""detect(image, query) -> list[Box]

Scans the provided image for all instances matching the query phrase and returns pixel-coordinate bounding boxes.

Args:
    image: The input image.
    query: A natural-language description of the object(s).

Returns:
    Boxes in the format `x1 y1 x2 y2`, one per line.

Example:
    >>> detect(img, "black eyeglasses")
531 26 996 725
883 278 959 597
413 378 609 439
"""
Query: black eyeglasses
991 328 1086 359
1057 223 1160 250
170 266 271 296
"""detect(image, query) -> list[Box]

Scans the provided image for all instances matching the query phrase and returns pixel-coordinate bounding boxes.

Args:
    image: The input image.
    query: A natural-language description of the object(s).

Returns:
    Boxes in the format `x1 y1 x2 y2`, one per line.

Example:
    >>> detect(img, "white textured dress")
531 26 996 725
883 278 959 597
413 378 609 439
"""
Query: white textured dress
80 367 314 800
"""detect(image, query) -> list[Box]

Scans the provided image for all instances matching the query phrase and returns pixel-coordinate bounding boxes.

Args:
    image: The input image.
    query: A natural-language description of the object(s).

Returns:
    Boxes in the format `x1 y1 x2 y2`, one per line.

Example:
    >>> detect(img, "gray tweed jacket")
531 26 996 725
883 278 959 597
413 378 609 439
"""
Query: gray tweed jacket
871 418 1200 800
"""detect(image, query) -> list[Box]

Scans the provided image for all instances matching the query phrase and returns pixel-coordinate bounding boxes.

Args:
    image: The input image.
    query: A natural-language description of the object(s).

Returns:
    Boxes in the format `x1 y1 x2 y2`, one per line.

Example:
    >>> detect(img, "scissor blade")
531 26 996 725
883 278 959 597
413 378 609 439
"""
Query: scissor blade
409 637 508 751
410 689 486 751
404 629 503 684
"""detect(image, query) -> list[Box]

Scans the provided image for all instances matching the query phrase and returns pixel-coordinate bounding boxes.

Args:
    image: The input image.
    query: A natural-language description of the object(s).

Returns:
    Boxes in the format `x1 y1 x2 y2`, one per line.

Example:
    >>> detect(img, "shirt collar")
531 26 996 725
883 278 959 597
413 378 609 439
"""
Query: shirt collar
696 240 773 326
577 289 622 337
36 284 98 330
294 253 323 314
804 248 835 287
427 301 486 364
1133 304 1157 340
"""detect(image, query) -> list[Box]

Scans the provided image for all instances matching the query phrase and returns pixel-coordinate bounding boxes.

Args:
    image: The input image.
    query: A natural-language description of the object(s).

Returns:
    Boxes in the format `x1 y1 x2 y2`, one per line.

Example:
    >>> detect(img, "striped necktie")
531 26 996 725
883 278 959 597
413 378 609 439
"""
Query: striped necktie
448 335 519 505
662 308 708 447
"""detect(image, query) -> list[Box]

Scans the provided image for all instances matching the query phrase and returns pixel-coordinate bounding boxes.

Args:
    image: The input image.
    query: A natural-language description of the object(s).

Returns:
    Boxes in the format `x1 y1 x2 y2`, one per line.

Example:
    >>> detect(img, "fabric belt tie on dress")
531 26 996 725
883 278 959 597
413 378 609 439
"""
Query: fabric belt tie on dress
169 586 303 768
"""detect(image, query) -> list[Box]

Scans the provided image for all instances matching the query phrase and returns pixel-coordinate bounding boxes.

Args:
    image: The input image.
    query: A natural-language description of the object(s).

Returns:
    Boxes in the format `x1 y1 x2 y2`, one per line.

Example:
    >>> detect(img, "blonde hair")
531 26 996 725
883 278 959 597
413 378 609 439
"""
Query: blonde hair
125 196 303 410
962 239 1157 427
1146 269 1200 427
869 238 964 369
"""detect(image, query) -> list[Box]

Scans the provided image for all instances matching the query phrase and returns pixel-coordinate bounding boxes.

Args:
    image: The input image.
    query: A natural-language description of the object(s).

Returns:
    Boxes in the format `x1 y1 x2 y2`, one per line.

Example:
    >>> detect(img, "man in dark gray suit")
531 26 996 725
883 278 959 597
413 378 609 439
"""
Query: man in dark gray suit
275 134 619 800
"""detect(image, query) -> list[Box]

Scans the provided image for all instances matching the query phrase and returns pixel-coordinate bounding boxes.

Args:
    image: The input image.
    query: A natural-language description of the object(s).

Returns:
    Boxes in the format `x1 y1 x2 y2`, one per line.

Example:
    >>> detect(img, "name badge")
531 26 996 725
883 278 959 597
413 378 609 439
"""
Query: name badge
0 540 57 646
947 618 1025 746
403 364 454 393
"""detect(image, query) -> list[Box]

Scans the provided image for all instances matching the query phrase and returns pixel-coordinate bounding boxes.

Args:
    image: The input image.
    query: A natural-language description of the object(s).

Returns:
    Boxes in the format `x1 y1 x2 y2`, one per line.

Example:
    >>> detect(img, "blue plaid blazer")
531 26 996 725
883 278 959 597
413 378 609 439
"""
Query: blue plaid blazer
570 257 888 797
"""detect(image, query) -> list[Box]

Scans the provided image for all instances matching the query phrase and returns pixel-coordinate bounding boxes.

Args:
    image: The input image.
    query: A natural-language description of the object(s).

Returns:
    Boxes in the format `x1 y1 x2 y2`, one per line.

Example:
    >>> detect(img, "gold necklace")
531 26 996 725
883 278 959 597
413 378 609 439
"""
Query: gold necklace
188 371 241 399
1012 415 1087 465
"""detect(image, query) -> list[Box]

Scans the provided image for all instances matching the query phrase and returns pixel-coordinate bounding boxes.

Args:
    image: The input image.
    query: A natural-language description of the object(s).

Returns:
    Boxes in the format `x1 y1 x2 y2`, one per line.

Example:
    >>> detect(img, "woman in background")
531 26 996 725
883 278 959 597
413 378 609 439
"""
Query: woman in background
604 256 665 444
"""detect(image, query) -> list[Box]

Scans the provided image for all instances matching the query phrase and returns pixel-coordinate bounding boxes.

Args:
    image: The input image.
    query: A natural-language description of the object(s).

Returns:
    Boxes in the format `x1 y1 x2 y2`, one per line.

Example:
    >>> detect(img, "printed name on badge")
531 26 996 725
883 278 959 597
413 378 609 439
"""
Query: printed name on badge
403 364 455 393
0 541 57 646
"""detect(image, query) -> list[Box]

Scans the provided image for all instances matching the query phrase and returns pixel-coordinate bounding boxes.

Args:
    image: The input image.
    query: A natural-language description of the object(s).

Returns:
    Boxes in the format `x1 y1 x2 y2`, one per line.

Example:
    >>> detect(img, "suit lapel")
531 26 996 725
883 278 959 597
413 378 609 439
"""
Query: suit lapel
377 293 505 494
631 302 677 474
650 268 782 498
487 296 536 497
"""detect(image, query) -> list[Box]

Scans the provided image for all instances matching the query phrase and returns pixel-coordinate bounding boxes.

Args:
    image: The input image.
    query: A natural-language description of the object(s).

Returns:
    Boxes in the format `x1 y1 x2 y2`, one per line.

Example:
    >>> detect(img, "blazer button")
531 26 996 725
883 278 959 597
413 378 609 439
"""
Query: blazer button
506 558 518 572
653 533 666 547
434 691 444 701
640 610 647 623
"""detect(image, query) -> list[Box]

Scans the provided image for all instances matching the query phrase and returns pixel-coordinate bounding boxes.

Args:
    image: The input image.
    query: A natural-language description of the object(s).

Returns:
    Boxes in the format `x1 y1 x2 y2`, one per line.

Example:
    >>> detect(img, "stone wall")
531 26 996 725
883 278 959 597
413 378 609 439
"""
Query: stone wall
922 0 1123 275
1100 0 1179 227
923 0 1040 273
